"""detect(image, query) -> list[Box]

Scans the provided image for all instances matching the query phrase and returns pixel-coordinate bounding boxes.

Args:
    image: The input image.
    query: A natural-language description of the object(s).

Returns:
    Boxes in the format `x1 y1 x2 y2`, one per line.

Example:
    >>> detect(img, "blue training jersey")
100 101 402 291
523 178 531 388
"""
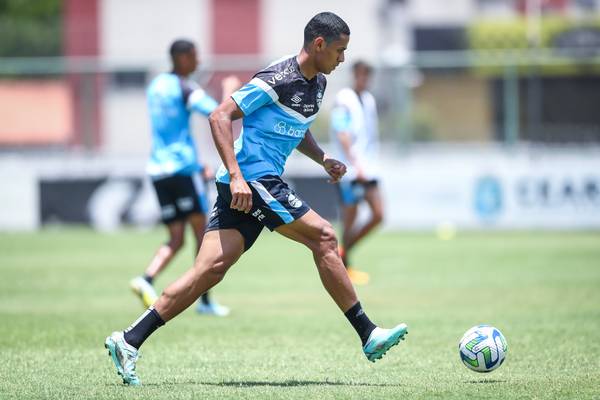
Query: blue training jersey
146 72 218 179
215 55 327 183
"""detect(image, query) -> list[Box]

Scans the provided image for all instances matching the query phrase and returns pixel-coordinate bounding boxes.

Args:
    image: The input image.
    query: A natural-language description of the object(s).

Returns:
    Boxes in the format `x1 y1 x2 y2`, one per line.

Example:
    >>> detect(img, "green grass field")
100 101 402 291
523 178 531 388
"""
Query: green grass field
1 228 599 399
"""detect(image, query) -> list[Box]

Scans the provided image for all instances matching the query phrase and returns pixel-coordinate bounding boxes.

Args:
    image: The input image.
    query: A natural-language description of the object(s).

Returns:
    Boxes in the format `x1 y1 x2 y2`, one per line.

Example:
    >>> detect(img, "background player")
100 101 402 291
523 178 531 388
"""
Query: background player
105 12 407 386
129 39 239 316
330 60 383 285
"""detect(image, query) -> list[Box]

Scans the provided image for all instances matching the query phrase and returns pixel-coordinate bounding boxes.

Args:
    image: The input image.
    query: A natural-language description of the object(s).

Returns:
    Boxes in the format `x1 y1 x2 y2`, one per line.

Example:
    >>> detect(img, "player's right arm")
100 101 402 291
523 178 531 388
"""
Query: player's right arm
208 98 253 213
211 70 278 213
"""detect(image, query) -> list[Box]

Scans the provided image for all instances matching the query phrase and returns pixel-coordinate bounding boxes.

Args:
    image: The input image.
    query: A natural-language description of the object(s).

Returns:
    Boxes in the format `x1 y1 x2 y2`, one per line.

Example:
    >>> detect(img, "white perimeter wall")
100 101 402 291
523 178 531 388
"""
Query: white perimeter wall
0 157 39 230
2 146 600 231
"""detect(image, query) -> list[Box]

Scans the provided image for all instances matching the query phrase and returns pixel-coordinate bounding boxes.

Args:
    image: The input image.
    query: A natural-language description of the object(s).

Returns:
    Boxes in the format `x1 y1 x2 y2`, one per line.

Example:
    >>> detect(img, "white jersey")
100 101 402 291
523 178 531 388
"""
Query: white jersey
329 88 380 181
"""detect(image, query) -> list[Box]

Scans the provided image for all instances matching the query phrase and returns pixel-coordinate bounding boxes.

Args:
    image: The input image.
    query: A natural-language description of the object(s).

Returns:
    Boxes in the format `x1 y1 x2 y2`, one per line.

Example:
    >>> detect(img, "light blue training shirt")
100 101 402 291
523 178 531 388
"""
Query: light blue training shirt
215 55 327 183
146 72 218 179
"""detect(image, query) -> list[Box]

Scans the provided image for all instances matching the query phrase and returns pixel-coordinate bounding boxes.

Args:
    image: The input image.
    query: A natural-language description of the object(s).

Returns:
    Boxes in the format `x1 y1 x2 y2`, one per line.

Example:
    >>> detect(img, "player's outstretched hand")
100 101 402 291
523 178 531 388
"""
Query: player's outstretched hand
323 157 347 183
230 175 253 213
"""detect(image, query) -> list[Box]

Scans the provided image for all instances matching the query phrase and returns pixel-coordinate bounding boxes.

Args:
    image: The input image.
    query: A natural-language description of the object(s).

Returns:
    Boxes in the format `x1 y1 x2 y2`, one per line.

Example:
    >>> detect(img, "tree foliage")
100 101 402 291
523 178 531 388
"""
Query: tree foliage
0 0 62 57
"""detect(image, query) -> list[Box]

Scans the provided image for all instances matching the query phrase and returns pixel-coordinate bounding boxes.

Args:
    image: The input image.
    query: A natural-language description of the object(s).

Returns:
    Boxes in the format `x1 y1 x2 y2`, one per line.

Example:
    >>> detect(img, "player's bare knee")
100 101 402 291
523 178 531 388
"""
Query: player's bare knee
315 223 338 256
372 211 384 226
204 261 230 282
197 253 235 281
168 236 185 253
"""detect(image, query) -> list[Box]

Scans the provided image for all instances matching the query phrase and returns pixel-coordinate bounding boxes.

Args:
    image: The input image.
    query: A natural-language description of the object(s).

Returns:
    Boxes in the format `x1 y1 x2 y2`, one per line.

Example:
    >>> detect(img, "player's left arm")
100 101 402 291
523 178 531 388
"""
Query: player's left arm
297 129 347 183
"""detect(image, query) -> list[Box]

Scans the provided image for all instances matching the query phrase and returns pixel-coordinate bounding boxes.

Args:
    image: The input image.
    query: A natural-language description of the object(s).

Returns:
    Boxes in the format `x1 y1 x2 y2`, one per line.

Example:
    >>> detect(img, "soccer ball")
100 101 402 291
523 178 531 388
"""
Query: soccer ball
458 325 508 373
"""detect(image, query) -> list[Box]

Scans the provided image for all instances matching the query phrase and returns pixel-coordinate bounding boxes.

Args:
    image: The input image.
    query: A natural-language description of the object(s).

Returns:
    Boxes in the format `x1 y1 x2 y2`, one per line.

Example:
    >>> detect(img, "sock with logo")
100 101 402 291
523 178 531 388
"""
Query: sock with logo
123 307 165 349
344 301 376 346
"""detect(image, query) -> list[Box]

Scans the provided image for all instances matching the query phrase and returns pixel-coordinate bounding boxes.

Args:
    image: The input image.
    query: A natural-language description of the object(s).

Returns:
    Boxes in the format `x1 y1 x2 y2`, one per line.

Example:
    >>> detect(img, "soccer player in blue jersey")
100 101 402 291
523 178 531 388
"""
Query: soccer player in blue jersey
129 39 238 316
106 12 408 386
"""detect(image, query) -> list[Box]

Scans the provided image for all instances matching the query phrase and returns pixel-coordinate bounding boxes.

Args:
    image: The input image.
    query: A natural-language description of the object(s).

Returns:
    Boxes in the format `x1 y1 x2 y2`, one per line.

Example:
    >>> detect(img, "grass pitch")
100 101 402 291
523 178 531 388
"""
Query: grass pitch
1 228 599 399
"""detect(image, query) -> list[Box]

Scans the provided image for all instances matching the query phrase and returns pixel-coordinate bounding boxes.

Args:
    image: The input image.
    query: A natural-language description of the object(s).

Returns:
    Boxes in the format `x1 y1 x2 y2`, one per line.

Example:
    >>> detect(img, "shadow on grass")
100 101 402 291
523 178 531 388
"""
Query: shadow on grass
466 379 506 384
135 379 403 388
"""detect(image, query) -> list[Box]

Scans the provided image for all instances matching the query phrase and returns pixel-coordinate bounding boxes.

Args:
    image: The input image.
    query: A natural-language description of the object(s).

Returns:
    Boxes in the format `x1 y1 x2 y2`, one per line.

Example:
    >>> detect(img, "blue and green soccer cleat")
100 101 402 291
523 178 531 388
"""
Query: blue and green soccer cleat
104 331 141 386
363 324 408 362
196 299 231 317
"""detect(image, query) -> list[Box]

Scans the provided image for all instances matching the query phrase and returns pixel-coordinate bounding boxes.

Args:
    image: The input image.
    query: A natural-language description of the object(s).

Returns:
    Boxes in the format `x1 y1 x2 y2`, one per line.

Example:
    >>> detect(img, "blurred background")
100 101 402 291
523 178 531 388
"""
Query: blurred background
1 0 599 232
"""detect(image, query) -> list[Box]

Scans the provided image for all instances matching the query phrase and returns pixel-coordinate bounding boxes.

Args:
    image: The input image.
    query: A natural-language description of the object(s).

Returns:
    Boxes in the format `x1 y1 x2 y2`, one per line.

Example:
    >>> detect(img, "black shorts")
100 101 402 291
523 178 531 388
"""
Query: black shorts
206 175 311 251
337 179 379 206
152 173 210 224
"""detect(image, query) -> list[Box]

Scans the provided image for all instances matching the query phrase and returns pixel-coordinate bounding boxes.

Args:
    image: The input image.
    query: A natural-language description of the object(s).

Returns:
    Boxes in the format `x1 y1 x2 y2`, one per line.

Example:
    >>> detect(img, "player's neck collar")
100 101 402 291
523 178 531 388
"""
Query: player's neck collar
295 53 317 82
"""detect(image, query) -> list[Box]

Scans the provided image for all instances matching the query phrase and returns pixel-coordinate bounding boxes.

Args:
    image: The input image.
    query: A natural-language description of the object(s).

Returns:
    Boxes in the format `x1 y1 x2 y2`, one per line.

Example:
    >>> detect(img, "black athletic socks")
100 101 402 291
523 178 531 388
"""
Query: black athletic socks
200 292 210 305
123 307 165 349
344 302 376 346
143 274 153 285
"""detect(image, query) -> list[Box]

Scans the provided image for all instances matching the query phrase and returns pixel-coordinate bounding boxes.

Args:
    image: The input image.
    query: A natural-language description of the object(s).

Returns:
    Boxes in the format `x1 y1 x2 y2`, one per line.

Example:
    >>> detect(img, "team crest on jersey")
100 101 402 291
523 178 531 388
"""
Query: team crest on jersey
287 193 302 208
316 91 323 107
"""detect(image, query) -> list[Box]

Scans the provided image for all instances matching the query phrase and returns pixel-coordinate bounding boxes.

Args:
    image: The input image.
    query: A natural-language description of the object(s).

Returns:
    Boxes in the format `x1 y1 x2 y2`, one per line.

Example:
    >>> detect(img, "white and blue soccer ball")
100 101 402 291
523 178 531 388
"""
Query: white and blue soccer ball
459 325 508 373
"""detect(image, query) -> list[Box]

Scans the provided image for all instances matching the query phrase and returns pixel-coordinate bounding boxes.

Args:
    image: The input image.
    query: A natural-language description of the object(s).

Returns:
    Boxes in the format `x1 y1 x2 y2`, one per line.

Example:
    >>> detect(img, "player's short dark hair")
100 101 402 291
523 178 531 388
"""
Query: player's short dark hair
303 12 350 49
353 60 373 74
169 39 195 59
